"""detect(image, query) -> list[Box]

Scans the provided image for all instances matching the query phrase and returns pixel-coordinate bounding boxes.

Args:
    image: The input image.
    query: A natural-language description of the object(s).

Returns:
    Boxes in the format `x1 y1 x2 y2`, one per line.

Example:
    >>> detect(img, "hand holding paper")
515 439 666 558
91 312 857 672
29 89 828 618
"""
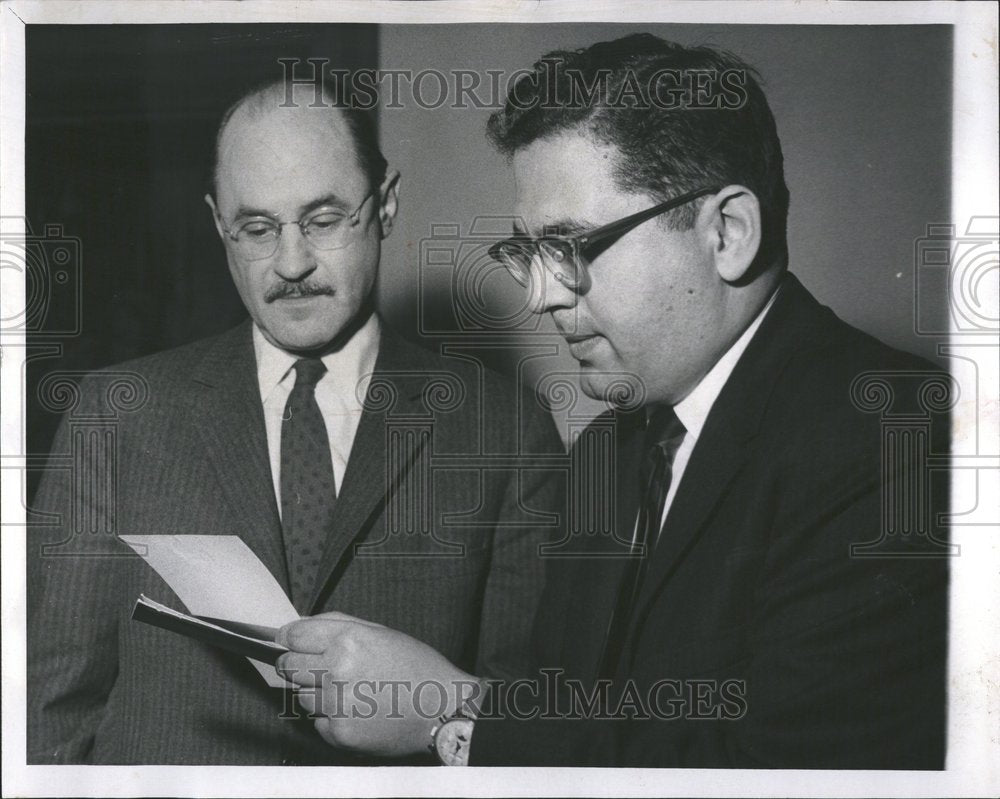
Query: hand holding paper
276 613 482 757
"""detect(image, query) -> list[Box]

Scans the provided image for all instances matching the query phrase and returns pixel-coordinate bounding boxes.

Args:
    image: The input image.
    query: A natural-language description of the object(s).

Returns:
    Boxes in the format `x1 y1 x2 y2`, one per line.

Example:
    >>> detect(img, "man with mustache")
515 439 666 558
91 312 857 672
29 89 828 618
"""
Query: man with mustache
274 34 949 769
27 80 563 764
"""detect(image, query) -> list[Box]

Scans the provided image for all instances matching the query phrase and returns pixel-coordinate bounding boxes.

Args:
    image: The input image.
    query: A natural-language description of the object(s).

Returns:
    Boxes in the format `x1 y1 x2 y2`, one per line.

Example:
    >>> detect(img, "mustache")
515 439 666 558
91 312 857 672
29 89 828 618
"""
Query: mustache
264 281 336 303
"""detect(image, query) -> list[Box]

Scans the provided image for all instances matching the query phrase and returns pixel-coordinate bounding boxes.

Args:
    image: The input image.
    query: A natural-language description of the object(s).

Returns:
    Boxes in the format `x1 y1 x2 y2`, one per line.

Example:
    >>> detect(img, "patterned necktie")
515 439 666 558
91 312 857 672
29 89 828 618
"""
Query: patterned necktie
598 405 686 679
280 358 337 612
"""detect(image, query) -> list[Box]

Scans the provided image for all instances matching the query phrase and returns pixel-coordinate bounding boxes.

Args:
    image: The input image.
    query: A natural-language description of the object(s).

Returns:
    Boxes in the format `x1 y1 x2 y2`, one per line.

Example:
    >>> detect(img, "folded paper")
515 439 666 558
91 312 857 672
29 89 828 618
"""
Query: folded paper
122 534 299 687
132 594 287 664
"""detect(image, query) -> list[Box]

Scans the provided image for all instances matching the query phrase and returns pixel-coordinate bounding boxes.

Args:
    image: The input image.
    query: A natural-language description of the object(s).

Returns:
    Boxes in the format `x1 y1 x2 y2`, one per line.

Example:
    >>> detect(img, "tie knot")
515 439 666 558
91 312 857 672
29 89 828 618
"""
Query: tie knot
643 405 685 453
292 358 327 388
638 404 686 498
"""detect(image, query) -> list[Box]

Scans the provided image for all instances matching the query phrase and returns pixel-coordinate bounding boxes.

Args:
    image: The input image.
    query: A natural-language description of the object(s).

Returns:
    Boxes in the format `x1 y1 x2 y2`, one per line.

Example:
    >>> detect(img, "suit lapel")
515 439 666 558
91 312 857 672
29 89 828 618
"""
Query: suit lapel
187 321 289 593
613 409 646 555
631 409 753 623
306 330 427 613
629 275 826 633
573 408 647 679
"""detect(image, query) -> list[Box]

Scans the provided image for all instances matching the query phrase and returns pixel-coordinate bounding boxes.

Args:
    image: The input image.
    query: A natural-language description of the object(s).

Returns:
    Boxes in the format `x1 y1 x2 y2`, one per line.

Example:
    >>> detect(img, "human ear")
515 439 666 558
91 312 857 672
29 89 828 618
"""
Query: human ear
376 170 402 238
204 194 226 242
699 185 761 283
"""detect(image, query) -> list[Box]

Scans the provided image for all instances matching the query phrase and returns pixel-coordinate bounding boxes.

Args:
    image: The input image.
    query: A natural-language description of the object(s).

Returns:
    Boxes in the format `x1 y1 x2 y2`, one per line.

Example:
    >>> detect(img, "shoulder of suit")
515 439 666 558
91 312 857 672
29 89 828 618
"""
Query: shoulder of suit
757 305 947 469
377 328 561 453
92 324 243 375
379 326 542 407
567 293 943 453
65 323 247 409
777 309 940 407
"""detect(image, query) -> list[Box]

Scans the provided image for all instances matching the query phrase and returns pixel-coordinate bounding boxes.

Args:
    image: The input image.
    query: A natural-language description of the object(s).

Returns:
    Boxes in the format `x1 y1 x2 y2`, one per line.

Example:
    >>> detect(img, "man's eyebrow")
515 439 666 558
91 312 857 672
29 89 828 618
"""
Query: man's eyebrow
233 194 352 221
551 219 589 236
513 217 590 238
233 204 277 221
299 193 353 216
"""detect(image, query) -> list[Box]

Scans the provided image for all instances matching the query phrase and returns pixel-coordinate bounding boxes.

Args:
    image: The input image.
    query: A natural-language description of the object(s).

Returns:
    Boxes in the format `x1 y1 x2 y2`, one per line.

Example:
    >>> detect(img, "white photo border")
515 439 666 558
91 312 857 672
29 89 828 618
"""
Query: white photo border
2 1 997 797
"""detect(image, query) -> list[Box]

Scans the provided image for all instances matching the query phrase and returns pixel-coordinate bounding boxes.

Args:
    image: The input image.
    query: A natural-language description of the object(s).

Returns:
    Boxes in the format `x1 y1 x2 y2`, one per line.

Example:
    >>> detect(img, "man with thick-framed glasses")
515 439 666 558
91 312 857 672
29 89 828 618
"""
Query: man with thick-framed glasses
488 185 720 293
27 78 563 765
275 34 949 770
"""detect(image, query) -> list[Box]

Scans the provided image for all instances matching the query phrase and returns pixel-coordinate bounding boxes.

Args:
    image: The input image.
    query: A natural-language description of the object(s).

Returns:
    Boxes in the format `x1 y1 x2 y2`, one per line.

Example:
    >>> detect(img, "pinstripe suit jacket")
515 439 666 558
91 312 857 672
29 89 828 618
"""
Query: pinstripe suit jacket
27 321 564 764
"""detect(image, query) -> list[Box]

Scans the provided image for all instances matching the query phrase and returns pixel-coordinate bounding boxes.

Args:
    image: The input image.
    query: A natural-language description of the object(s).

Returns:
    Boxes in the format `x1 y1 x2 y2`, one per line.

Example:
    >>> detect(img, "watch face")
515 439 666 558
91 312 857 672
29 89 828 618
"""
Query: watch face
434 718 475 767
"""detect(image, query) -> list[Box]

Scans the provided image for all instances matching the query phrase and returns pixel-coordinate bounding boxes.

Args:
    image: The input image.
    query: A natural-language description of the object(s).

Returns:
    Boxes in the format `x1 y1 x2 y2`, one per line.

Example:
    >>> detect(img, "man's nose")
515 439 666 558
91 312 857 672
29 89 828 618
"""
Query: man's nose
272 224 317 281
526 256 578 315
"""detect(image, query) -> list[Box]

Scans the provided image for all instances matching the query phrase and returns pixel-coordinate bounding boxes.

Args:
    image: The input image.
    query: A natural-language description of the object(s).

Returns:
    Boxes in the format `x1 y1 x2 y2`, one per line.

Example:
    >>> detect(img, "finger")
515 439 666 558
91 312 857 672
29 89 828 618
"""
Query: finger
275 652 333 685
314 716 339 748
308 610 386 629
314 717 364 752
294 683 344 720
276 617 352 652
296 690 319 717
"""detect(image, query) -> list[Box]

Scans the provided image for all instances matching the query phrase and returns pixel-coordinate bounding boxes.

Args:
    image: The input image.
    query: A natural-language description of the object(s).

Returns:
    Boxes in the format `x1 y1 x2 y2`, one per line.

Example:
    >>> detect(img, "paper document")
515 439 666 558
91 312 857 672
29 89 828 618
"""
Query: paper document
122 534 299 687
132 594 287 664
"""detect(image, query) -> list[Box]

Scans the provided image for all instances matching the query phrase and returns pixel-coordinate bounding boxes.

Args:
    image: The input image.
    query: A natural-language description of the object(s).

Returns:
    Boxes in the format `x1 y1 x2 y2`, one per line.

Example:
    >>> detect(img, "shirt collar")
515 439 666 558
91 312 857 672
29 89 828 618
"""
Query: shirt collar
672 286 781 441
252 314 381 404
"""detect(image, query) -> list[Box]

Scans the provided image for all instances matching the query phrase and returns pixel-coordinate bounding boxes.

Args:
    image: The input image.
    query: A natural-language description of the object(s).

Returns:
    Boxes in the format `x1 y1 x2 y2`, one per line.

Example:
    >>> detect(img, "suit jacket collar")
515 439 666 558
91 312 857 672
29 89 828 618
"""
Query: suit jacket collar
627 273 831 646
251 313 381 407
185 321 433 613
305 327 431 612
187 320 289 592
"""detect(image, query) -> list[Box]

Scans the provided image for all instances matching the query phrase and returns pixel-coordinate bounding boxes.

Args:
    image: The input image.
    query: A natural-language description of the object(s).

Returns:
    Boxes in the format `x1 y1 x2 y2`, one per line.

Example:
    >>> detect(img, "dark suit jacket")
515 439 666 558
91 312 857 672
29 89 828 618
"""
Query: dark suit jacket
471 274 949 769
27 322 564 764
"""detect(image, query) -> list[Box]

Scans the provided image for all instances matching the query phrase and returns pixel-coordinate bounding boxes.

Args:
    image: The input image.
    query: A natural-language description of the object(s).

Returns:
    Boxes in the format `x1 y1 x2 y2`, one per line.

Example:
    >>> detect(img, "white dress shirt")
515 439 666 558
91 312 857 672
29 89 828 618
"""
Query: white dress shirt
648 288 781 541
253 315 380 515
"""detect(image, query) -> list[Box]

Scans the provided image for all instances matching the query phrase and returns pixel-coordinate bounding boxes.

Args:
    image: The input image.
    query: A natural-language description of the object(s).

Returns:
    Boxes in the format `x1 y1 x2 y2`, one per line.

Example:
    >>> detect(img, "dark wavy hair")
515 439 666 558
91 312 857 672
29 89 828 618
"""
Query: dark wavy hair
487 34 790 269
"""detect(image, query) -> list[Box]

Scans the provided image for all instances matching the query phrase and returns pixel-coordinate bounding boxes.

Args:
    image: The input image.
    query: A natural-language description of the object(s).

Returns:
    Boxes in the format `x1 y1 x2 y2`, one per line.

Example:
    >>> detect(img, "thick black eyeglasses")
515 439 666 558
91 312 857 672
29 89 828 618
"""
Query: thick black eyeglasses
488 186 721 290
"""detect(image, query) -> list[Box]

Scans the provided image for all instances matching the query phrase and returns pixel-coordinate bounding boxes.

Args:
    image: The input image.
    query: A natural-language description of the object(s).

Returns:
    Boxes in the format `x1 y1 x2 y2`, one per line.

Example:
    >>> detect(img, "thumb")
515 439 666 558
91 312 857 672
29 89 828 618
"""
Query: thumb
306 610 385 627
275 612 385 650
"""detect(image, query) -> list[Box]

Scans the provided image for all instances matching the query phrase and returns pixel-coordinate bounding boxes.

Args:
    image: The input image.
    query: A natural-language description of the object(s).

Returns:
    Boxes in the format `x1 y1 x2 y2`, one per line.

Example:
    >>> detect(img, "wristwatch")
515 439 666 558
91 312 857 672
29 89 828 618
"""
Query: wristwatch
430 707 476 766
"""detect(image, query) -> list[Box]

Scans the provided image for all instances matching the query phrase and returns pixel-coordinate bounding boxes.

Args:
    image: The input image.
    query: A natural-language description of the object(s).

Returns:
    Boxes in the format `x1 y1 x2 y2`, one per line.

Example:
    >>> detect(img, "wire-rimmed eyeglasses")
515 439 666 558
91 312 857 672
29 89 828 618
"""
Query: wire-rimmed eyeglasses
219 191 375 261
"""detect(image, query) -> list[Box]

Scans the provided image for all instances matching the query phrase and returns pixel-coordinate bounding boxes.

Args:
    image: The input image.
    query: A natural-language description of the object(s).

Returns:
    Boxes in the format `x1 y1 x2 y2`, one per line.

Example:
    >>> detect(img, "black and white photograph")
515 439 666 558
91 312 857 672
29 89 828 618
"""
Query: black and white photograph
1 1 997 797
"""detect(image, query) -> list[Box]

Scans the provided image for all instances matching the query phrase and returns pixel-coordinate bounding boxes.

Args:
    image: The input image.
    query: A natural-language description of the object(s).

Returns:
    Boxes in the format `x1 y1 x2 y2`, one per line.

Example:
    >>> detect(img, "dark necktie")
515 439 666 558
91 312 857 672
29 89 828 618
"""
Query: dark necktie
598 405 686 679
280 358 337 612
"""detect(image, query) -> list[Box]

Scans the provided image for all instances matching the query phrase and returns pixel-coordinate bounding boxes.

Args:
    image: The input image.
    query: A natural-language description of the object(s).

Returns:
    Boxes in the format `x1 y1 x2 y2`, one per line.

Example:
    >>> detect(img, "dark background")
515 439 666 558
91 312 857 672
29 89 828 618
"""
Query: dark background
24 23 953 498
25 24 378 497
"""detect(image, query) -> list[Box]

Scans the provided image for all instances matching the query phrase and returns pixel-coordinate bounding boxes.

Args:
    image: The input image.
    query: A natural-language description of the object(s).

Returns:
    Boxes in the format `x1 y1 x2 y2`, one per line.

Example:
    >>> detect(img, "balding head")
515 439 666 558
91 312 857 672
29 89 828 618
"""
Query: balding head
211 81 387 200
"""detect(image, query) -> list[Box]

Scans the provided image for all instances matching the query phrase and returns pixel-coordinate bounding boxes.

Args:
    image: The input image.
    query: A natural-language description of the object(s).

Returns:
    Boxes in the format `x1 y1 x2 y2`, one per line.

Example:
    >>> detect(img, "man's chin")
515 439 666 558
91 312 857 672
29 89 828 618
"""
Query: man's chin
259 323 347 356
577 369 604 401
578 366 645 410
